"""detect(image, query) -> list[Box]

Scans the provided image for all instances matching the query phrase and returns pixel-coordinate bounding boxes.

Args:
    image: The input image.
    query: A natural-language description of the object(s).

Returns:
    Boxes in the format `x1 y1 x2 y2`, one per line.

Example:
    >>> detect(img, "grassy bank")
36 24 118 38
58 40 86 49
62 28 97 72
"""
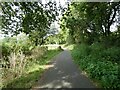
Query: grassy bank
71 43 120 88
2 49 61 89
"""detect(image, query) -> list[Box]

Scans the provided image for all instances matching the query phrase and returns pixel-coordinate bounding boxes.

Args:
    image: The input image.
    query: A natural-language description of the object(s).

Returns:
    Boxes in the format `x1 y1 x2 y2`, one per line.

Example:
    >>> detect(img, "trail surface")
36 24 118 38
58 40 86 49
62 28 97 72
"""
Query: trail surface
33 50 96 89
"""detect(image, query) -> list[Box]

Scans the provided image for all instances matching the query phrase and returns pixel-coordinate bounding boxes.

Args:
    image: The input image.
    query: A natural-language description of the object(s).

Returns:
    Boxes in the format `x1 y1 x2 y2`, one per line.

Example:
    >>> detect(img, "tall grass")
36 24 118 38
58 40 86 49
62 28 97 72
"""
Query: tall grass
1 45 48 87
2 49 61 88
1 41 62 88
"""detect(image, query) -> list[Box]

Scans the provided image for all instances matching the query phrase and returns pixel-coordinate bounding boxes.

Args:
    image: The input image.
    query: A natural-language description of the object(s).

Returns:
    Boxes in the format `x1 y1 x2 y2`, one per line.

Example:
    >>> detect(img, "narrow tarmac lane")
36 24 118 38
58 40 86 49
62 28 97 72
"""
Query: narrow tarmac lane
33 50 96 89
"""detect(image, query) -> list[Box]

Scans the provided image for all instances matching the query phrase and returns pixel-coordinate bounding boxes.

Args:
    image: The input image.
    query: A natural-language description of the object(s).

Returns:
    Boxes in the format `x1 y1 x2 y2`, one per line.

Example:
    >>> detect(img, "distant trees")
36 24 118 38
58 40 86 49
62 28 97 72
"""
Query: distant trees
60 2 120 45
45 33 66 44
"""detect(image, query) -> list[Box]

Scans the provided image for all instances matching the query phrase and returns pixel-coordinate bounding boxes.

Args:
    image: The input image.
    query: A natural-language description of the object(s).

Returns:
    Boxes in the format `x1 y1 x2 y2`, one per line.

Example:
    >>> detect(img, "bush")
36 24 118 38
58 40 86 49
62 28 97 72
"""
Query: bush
71 43 120 88
1 43 11 59
102 47 120 63
31 46 48 59
1 45 48 88
72 44 91 60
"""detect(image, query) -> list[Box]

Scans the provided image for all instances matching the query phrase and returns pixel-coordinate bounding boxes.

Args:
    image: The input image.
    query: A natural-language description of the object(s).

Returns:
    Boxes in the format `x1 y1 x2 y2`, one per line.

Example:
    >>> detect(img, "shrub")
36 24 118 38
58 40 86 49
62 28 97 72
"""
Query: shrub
102 47 120 63
1 45 48 88
1 43 11 59
72 44 91 59
71 43 120 88
31 46 48 61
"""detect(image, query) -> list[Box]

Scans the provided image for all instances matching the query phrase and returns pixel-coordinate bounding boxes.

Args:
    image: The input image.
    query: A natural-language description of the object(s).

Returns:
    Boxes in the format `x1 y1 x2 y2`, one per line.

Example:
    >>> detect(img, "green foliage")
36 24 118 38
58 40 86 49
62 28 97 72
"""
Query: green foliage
71 43 120 88
60 2 120 45
4 68 43 88
1 43 11 58
102 47 120 63
1 35 33 61
72 44 91 59
1 2 60 46
1 34 62 88
45 35 59 44
30 46 48 61
63 44 75 50
62 3 120 88
1 35 34 88
2 49 61 88
44 30 68 44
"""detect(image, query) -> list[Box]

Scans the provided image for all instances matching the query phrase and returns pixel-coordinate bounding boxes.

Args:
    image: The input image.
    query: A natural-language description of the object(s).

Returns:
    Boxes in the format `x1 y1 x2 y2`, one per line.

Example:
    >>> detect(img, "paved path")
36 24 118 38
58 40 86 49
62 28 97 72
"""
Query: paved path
33 50 96 89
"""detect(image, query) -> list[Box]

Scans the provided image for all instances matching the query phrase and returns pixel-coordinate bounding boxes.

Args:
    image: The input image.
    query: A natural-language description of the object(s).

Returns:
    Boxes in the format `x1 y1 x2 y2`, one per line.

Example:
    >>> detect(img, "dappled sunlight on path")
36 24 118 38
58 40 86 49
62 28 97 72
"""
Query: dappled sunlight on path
32 50 96 89
39 65 54 70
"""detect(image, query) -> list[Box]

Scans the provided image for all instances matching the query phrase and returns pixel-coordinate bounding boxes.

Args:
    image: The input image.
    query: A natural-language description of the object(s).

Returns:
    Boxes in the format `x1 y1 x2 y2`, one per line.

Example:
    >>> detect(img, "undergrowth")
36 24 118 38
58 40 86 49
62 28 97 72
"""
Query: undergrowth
1 47 61 89
71 43 120 88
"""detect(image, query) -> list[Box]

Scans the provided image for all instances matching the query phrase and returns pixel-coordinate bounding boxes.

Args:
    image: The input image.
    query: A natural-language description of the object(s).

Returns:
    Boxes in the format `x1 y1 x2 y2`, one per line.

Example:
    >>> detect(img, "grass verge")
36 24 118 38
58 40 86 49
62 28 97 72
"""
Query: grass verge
2 49 61 89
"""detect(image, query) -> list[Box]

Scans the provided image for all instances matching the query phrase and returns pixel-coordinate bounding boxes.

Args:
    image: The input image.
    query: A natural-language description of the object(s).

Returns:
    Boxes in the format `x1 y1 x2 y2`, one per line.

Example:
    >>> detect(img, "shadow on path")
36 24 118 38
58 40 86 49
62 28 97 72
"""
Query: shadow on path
33 50 96 89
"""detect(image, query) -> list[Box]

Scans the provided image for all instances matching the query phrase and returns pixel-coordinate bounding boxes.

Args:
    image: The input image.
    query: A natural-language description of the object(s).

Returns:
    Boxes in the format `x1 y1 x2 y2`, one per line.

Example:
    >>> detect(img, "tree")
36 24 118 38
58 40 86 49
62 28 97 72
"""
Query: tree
1 2 60 45
60 2 120 44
